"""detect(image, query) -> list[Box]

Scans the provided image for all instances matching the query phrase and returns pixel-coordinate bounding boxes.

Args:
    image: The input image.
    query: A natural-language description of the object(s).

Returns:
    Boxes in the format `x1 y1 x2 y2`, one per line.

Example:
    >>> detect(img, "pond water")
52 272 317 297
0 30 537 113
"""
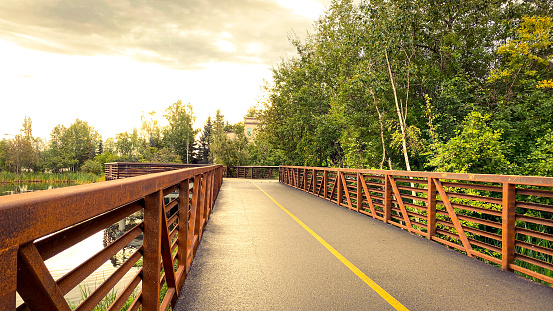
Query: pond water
0 182 76 196
3 183 143 307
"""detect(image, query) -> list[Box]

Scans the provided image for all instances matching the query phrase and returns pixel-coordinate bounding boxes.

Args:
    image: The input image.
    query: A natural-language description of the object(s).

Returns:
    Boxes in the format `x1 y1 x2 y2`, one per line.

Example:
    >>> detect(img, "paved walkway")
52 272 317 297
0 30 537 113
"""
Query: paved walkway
175 179 553 310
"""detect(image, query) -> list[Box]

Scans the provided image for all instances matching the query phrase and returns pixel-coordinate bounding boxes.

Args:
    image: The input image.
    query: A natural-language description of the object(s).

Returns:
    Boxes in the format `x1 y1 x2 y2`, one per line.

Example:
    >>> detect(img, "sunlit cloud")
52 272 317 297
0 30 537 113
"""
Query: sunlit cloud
0 0 332 139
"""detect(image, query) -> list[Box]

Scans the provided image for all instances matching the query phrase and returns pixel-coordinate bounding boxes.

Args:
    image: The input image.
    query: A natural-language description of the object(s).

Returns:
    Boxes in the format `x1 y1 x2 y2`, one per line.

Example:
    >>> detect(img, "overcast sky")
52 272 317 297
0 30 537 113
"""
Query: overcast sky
0 0 331 140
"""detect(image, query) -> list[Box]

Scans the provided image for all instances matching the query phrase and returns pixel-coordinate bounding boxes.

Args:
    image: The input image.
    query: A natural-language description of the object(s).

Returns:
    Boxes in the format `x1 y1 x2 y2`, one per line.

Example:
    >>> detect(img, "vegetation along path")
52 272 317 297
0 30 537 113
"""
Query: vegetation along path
176 179 553 310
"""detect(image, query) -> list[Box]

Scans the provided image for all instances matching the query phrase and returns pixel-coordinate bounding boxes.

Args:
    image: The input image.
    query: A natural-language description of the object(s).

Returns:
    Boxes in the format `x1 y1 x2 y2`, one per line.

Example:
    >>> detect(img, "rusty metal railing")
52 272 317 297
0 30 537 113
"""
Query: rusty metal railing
0 165 223 310
105 163 279 181
104 162 210 181
280 166 553 287
224 166 279 179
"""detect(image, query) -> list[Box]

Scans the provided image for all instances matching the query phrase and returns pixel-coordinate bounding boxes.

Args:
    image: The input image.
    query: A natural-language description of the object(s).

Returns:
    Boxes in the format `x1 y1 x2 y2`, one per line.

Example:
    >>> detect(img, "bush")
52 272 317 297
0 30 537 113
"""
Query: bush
81 159 103 175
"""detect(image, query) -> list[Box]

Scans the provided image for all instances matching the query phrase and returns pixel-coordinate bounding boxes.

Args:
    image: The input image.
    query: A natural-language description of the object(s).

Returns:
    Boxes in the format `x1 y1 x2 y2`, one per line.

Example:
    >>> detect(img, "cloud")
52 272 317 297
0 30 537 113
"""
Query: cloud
0 0 327 70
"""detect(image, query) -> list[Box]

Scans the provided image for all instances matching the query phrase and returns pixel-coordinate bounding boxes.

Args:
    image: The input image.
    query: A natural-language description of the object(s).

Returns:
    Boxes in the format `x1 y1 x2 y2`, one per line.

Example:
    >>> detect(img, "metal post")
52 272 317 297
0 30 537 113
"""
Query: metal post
427 178 437 240
143 190 163 311
356 173 362 212
384 175 392 223
337 171 343 206
323 171 328 199
0 245 18 309
502 183 516 271
178 179 189 277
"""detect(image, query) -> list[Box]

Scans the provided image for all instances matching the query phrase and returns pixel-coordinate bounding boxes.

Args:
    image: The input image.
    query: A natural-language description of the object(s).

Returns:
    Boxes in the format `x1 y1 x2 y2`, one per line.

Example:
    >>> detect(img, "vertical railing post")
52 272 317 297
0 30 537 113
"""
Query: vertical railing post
337 170 343 206
143 190 163 311
178 178 189 286
192 175 202 253
0 245 18 309
303 168 307 191
384 174 392 224
323 170 328 199
502 183 516 271
198 174 208 236
356 173 362 212
311 169 317 195
427 178 437 240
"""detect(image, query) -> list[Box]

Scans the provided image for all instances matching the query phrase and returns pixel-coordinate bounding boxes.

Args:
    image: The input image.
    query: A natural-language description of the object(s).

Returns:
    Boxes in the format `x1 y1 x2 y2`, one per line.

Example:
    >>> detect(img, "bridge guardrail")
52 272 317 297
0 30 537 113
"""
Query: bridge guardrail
105 163 279 180
224 166 279 179
0 165 223 310
104 162 210 180
279 166 553 287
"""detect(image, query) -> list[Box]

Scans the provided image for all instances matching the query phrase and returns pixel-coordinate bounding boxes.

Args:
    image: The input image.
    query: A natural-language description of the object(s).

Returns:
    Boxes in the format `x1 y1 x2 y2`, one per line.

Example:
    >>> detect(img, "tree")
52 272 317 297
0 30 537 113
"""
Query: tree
197 116 212 164
46 119 101 172
1 117 38 173
526 130 553 176
81 159 103 175
487 15 553 169
427 112 509 174
163 101 198 164
140 111 162 148
115 129 142 161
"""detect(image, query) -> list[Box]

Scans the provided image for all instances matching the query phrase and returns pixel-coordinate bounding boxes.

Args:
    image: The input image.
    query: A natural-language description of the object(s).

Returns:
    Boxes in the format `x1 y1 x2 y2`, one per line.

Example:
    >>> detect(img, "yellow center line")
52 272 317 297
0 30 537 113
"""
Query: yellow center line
251 181 409 311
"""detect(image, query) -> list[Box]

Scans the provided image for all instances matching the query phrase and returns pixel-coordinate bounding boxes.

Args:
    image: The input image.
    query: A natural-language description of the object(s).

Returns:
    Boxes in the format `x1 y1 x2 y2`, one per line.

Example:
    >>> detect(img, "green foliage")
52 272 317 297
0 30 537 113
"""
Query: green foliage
140 147 181 164
94 151 120 171
526 130 553 176
67 283 139 311
163 100 198 164
256 0 551 175
45 119 102 172
427 112 509 174
0 171 103 184
81 159 103 175
196 116 212 164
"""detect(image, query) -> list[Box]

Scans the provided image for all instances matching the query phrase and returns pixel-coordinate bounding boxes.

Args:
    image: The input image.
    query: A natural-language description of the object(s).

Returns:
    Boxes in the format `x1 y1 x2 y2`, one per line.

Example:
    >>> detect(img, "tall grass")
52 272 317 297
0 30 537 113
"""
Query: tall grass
67 283 139 311
0 171 104 184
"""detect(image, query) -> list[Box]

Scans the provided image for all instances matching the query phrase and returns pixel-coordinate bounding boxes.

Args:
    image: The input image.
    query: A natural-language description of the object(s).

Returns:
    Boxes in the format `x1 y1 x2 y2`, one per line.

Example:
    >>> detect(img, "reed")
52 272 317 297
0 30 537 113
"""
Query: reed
67 283 139 311
0 171 103 184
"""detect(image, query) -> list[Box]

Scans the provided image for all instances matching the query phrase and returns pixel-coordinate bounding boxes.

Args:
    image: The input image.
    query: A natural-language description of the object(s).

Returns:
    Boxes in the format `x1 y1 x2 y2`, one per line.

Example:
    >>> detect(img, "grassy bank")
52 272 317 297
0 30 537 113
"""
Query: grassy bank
0 172 104 184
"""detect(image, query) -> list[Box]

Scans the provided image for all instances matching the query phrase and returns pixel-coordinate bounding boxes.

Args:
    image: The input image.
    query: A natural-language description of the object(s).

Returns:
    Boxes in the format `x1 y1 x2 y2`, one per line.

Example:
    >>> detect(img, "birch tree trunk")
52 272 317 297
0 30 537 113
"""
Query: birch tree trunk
385 48 411 171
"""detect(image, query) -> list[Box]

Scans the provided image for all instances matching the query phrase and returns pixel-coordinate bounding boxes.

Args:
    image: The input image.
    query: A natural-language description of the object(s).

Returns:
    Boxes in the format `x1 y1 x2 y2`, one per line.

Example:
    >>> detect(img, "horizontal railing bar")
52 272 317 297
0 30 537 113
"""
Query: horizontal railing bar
75 247 142 311
516 188 553 198
106 269 142 311
36 201 143 261
515 214 553 228
515 201 553 213
443 192 502 205
510 265 553 285
470 251 502 265
515 254 553 272
282 166 553 187
165 198 179 213
436 200 502 217
515 227 553 243
163 185 179 197
441 181 503 192
515 240 553 257
57 224 143 295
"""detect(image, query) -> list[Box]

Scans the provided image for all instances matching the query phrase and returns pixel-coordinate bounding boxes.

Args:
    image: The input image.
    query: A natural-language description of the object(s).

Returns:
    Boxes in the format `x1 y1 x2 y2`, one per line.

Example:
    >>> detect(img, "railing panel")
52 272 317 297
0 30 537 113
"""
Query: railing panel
279 165 553 288
224 166 279 179
0 165 223 311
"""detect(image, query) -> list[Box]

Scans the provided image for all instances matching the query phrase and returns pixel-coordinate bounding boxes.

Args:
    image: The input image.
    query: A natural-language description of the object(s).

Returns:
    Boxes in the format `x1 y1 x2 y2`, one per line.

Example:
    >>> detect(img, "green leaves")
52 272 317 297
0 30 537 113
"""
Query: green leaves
427 112 509 174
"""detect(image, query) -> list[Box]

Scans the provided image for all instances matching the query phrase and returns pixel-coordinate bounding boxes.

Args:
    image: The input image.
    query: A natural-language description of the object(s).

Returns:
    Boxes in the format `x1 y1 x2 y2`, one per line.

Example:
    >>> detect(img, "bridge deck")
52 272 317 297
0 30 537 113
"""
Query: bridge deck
175 179 553 310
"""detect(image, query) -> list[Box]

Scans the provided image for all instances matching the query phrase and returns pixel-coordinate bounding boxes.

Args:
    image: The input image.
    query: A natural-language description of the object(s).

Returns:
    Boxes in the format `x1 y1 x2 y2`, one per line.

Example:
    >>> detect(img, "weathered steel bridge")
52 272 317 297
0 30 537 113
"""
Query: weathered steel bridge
1 163 552 310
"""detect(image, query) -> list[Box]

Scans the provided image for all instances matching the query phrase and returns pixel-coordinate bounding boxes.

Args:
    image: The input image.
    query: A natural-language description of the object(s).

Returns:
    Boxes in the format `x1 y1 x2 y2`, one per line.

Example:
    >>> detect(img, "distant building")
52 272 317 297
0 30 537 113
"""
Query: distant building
225 131 236 141
223 116 259 141
244 116 259 141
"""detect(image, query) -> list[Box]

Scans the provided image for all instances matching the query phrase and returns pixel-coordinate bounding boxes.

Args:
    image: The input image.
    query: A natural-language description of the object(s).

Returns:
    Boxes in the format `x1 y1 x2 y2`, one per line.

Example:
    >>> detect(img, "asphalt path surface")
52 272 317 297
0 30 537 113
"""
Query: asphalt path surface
175 179 553 310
